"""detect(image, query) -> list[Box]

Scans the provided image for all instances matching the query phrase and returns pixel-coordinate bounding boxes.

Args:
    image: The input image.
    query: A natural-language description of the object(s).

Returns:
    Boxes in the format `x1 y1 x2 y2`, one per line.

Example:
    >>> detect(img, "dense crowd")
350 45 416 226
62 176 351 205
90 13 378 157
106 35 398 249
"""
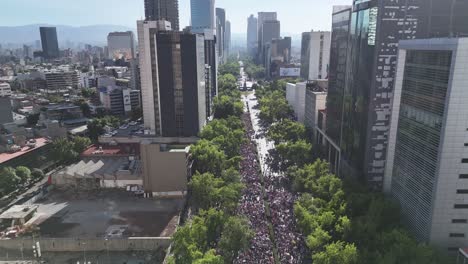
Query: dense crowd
235 109 275 263
249 95 304 263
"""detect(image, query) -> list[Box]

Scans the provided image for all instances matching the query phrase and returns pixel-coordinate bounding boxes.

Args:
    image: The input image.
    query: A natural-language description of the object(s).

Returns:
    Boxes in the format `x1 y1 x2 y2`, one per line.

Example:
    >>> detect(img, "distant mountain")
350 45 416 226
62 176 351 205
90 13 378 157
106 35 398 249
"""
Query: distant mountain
0 24 136 46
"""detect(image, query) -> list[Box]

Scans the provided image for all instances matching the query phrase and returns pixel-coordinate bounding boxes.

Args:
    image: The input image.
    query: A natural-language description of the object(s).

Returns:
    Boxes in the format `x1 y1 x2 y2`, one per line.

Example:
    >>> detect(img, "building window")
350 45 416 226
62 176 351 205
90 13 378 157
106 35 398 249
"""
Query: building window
462 159 468 163
452 219 467 223
460 174 468 179
449 233 465 238
457 190 468 194
454 204 468 209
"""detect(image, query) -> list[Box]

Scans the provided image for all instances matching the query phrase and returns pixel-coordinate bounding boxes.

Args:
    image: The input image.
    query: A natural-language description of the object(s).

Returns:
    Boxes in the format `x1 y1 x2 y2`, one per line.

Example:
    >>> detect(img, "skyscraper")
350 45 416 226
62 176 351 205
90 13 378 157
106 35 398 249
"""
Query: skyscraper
324 0 468 188
247 15 258 57
107 31 136 60
260 20 280 68
385 38 468 248
300 32 312 80
190 0 215 34
216 8 226 64
257 12 277 62
224 20 231 59
324 6 351 169
137 20 206 137
144 0 180 30
39 27 59 59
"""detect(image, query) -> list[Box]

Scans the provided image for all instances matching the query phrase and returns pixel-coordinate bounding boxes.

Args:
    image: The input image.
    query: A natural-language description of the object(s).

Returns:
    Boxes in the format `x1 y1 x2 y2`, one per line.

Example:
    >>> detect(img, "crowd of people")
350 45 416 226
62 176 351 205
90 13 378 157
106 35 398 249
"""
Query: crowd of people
235 109 275 263
249 95 305 263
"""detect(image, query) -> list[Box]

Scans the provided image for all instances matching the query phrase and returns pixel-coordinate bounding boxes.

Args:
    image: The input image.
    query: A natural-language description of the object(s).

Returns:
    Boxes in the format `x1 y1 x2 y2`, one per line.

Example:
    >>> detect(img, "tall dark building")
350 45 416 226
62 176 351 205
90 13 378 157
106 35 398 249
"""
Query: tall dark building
216 8 226 63
203 31 218 117
137 21 206 137
39 27 59 59
324 0 468 188
300 32 312 80
144 0 180 30
324 6 351 159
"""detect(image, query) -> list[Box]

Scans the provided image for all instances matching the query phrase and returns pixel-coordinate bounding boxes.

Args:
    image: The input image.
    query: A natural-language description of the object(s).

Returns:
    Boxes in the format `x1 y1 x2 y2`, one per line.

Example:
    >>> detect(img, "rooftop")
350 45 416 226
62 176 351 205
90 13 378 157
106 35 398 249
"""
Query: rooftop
0 137 50 164
81 145 130 157
0 205 38 220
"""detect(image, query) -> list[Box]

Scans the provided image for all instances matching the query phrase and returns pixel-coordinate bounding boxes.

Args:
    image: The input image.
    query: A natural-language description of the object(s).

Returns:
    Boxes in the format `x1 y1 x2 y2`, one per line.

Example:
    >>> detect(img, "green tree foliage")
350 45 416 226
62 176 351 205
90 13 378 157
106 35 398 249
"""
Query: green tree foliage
267 119 306 144
213 95 243 119
193 250 224 264
219 61 240 76
244 62 266 80
0 167 21 195
50 136 92 164
72 136 91 154
199 118 244 158
276 139 313 169
218 216 254 263
88 116 121 141
74 99 91 118
312 241 358 264
81 88 97 98
26 113 40 127
190 140 227 175
51 137 79 164
258 90 293 124
31 169 45 181
15 166 31 183
218 74 238 94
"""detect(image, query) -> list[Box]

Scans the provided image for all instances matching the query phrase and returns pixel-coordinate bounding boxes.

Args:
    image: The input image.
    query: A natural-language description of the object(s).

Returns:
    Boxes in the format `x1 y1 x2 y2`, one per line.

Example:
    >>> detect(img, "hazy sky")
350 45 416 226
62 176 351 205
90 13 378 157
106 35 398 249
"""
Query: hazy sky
1 0 352 33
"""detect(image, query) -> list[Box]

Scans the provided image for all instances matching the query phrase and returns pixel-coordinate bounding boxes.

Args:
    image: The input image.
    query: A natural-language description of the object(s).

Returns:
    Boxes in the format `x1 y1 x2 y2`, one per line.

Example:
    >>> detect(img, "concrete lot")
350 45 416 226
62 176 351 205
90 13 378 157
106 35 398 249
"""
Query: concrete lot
27 189 183 238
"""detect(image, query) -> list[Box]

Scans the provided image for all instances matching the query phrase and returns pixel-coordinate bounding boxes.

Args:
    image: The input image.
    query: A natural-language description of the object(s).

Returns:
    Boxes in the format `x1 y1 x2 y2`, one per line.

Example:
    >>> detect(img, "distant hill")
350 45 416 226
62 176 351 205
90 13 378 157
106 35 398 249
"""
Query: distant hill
0 24 136 46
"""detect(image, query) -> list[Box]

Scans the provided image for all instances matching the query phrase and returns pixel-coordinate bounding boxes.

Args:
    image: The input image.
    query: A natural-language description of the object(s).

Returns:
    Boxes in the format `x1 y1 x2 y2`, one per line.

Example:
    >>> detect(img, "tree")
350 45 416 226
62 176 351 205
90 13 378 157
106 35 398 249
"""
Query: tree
288 159 331 192
74 99 91 118
312 241 358 264
189 172 224 210
267 119 306 144
0 167 20 195
190 140 227 175
218 216 253 263
258 90 293 124
26 113 40 127
193 250 224 264
199 118 244 158
218 74 237 94
88 116 120 141
31 169 45 181
276 140 313 169
197 209 226 247
219 62 240 77
50 138 79 164
213 95 243 119
72 136 91 154
15 166 31 183
81 88 97 98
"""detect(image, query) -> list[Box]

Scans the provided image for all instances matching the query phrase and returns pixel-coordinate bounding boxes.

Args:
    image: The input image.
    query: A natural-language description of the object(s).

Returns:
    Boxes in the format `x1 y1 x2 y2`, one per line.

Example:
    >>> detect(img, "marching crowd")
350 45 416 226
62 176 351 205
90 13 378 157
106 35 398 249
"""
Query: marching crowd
235 97 304 263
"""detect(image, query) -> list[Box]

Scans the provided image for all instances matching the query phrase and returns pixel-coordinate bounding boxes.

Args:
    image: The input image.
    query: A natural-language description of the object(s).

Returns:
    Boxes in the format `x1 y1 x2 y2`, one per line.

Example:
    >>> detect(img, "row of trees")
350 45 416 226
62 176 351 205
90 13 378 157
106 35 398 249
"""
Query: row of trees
255 81 449 263
169 74 253 264
0 166 44 196
87 115 121 141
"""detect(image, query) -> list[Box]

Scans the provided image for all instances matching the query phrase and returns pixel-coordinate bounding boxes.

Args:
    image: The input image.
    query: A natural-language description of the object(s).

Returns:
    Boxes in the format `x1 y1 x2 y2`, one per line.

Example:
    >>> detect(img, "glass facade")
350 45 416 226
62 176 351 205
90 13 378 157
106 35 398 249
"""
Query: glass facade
326 7 351 146
391 50 452 241
340 1 376 176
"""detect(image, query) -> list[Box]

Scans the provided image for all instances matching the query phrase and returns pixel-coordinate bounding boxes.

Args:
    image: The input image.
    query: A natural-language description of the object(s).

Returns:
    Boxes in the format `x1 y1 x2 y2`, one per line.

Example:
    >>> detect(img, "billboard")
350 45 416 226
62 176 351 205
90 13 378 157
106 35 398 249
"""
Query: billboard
279 67 300 77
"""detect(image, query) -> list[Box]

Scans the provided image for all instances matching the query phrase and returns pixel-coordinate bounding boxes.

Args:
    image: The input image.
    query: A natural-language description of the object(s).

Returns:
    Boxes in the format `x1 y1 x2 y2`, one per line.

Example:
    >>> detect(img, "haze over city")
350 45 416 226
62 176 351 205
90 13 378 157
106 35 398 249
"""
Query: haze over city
0 0 467 263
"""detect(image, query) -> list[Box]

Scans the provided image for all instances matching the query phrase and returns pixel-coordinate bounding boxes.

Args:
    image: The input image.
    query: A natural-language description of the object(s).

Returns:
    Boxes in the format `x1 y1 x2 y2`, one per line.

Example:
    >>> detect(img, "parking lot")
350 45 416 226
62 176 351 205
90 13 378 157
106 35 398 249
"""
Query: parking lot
28 189 183 238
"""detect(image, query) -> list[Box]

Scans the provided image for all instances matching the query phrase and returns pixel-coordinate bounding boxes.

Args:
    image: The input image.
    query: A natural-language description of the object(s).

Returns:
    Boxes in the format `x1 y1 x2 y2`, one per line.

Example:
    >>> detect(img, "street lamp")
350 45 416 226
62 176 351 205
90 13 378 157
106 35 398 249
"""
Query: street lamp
105 238 110 264
82 242 87 264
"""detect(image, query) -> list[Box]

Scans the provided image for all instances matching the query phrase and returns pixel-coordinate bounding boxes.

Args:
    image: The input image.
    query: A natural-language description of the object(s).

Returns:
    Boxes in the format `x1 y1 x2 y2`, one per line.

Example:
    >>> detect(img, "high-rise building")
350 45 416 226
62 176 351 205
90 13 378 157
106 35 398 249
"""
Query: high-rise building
269 37 291 78
300 32 312 80
225 20 231 59
384 38 468 248
107 31 136 60
202 30 218 118
300 31 331 80
39 27 59 59
144 0 180 30
0 83 13 124
324 0 468 188
247 15 258 57
190 0 215 34
260 20 280 68
137 20 206 137
257 12 277 62
216 8 226 63
324 6 352 155
44 70 79 90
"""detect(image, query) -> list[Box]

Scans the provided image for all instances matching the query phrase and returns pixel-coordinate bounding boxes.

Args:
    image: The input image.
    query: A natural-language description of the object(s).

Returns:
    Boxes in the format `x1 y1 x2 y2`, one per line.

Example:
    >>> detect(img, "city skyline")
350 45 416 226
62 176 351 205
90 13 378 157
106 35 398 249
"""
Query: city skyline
1 0 351 34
